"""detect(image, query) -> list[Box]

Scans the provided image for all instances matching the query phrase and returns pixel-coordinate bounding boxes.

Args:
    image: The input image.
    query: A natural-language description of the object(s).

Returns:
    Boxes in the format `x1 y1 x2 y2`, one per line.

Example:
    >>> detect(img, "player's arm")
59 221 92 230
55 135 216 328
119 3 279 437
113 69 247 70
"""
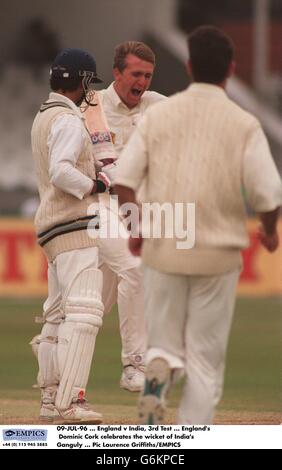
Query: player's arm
243 125 282 252
114 115 148 194
113 184 143 255
48 114 109 198
114 119 148 256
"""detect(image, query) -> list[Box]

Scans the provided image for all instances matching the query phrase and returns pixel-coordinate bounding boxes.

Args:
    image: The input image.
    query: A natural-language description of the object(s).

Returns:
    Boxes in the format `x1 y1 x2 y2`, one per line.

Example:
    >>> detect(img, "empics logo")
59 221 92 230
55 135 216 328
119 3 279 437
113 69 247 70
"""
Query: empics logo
3 429 48 441
4 430 15 437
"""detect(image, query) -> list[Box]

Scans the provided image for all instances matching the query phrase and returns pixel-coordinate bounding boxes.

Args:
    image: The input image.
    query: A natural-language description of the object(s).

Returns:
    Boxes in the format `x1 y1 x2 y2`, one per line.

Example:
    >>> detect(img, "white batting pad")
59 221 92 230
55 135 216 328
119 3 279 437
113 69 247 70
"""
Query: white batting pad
62 268 104 317
55 315 99 409
55 268 104 410
36 323 60 388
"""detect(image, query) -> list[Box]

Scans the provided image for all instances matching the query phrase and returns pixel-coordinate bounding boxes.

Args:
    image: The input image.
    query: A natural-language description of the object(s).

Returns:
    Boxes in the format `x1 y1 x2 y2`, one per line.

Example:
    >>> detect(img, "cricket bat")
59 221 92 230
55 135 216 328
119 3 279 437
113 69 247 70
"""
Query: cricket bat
84 92 117 165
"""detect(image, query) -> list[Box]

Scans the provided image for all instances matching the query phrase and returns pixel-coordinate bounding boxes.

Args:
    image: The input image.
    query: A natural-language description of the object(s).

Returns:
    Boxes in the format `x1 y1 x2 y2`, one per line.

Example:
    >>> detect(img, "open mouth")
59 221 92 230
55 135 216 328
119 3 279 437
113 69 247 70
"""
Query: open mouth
131 88 142 96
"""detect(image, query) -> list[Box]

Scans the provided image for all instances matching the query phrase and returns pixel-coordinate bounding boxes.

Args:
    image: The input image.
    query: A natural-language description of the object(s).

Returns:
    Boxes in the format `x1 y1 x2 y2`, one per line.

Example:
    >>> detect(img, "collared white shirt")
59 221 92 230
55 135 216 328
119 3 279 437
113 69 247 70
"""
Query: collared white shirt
48 92 94 200
99 82 165 157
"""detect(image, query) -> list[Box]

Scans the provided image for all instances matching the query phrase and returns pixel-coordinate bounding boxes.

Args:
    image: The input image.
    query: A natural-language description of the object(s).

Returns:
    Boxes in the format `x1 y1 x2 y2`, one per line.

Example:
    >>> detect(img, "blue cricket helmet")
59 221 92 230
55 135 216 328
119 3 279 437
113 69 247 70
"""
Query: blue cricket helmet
50 48 102 83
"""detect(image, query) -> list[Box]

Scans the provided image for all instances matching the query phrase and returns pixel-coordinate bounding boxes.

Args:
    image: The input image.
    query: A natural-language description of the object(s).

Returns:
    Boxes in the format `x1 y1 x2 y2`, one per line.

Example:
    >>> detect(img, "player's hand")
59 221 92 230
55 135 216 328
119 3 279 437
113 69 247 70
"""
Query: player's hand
98 171 111 189
129 235 143 256
257 225 279 252
99 161 117 184
91 171 111 194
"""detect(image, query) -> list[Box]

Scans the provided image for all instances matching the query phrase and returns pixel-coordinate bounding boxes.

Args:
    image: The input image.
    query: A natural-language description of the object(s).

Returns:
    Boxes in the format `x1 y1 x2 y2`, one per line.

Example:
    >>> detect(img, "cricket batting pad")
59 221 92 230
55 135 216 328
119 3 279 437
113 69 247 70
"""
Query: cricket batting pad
55 268 104 410
32 324 60 388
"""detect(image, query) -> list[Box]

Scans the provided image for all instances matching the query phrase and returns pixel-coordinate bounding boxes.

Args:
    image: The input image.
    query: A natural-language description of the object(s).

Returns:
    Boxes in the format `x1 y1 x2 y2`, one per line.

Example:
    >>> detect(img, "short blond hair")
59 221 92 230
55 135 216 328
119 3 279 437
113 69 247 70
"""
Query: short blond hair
113 41 155 72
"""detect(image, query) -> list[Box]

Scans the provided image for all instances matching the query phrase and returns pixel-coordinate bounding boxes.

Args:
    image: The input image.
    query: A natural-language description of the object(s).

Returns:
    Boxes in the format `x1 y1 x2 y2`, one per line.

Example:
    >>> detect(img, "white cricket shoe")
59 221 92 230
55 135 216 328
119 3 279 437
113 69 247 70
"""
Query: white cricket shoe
120 365 145 392
56 400 103 424
39 386 57 423
138 357 171 425
40 399 102 424
39 403 56 423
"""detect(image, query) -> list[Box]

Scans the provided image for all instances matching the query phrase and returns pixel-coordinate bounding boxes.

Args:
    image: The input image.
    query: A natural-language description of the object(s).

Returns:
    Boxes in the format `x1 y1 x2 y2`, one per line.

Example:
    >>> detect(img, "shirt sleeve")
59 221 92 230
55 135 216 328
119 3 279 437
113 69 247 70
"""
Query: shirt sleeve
114 115 148 190
243 126 282 212
48 114 94 199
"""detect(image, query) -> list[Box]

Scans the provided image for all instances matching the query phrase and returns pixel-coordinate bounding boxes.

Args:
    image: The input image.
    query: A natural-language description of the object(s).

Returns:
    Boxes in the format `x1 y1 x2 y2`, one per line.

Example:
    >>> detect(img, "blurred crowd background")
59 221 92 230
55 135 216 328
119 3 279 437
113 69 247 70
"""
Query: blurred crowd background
0 0 281 297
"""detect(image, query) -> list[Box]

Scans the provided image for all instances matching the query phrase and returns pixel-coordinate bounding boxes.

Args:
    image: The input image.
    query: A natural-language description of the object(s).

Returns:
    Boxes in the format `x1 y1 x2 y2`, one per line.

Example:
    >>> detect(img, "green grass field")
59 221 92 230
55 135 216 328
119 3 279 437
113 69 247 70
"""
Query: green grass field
0 297 281 423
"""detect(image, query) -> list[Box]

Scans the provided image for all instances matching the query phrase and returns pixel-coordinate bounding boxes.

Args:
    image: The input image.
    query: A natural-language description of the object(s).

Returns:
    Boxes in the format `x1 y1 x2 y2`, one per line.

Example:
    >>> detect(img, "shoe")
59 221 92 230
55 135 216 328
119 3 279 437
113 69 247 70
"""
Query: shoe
40 397 102 424
138 357 170 425
55 399 103 424
39 386 57 423
39 403 56 423
120 366 145 392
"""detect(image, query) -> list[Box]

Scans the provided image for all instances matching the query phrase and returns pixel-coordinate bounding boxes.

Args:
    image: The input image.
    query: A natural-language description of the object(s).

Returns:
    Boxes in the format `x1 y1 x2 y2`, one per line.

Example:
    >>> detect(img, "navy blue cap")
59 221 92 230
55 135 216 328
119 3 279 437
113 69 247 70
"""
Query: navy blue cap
50 48 102 83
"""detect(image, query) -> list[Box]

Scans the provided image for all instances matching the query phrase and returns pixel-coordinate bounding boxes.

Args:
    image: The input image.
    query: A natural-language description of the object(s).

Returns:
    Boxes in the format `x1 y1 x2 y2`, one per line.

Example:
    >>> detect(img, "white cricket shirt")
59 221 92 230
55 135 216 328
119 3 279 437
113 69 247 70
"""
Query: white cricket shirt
47 92 94 200
99 82 165 156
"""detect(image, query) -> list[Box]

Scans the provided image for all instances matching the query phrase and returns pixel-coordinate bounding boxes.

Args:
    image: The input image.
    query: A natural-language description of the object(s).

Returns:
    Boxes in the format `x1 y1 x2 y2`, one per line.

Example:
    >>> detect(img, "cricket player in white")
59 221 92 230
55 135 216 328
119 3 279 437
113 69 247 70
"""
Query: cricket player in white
115 27 282 424
85 42 165 392
31 48 111 423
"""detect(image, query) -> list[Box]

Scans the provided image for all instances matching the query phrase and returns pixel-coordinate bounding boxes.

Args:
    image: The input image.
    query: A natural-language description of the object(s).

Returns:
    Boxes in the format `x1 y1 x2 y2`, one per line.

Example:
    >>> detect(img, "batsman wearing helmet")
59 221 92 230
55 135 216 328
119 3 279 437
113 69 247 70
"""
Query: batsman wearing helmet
31 48 110 423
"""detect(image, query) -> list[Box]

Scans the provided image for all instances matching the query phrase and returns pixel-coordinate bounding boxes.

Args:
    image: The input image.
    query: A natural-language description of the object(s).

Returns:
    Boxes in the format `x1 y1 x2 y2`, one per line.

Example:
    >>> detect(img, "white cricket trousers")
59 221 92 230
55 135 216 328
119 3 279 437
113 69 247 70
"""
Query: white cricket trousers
143 265 240 424
97 204 146 368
